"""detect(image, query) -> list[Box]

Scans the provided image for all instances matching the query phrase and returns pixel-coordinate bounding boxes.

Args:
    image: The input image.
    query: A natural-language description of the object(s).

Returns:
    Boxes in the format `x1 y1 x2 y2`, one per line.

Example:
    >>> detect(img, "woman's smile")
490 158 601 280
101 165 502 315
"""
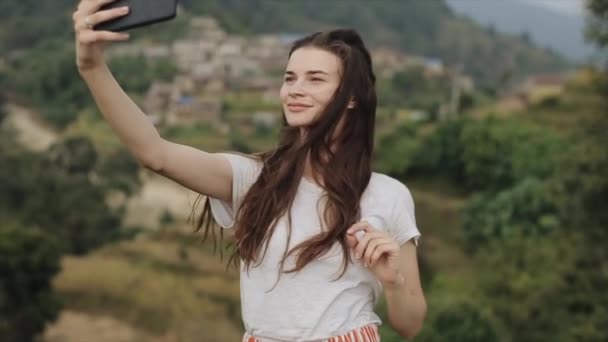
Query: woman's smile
287 103 313 112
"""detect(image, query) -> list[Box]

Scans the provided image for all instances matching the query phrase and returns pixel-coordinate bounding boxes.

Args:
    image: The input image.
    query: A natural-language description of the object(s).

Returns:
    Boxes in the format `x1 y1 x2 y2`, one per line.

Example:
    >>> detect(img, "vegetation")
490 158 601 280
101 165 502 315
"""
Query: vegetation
1 0 567 91
180 0 568 89
0 220 61 342
371 2 608 339
52 231 243 341
7 41 177 130
0 1 605 341
0 129 141 341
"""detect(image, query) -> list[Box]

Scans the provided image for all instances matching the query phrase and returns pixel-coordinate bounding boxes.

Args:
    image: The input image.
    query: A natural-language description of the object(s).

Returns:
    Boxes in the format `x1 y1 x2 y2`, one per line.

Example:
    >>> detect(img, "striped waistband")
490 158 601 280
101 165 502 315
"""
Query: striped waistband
242 323 380 342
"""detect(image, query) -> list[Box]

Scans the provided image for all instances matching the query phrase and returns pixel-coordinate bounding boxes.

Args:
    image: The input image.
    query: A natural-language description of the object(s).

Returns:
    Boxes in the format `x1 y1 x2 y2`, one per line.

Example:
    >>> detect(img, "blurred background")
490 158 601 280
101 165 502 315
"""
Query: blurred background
1 0 607 341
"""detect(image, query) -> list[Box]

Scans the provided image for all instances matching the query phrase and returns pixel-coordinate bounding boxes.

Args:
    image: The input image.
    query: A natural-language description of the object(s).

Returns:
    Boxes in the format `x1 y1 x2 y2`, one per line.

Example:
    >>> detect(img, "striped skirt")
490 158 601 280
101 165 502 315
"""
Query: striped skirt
242 323 380 342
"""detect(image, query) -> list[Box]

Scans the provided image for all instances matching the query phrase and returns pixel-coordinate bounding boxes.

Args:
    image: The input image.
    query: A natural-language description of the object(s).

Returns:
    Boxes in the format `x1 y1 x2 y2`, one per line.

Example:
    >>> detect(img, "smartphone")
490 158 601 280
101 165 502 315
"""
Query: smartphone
94 0 178 32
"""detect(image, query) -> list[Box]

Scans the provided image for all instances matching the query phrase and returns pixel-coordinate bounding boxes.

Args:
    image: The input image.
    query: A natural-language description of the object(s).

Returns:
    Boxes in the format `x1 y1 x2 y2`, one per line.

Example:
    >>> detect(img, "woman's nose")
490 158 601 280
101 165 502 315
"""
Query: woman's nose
288 82 305 97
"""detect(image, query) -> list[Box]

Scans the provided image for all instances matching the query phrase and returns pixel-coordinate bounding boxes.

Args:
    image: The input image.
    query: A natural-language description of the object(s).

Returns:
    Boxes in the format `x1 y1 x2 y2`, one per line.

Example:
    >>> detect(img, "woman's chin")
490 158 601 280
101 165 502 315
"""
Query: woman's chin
285 115 315 127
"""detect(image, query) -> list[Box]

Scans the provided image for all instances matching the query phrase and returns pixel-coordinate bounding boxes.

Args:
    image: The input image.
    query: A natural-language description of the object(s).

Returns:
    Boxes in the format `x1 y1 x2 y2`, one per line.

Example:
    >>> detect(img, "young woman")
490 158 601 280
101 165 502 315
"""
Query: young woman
73 1 426 341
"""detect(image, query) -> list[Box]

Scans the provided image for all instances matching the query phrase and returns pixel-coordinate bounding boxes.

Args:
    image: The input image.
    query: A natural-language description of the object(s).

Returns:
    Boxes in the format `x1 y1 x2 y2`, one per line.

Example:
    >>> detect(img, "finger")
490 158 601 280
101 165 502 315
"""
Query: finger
73 0 124 32
80 6 130 32
363 239 392 267
78 30 130 44
76 0 122 17
345 233 358 248
369 242 397 268
74 2 128 32
346 221 368 235
347 220 379 235
353 233 385 260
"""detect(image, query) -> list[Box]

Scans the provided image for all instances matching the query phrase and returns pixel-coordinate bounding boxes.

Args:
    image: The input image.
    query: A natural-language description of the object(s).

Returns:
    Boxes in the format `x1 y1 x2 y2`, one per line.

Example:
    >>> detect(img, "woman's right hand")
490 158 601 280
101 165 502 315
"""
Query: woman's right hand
72 0 131 72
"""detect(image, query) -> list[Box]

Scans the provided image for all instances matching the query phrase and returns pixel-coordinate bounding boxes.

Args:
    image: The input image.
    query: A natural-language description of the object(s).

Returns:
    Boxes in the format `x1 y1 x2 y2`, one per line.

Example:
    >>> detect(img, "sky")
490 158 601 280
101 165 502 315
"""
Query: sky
520 0 586 17
445 0 594 60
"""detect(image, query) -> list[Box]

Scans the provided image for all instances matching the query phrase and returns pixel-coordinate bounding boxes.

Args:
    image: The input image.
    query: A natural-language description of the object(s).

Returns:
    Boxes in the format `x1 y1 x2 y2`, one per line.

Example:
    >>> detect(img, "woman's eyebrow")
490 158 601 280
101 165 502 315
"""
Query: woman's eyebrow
285 70 330 76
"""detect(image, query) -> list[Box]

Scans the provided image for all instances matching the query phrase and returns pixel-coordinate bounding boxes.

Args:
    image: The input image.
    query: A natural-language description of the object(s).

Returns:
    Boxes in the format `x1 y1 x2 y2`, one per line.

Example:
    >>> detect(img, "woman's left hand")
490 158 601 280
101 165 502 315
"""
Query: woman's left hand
346 221 405 287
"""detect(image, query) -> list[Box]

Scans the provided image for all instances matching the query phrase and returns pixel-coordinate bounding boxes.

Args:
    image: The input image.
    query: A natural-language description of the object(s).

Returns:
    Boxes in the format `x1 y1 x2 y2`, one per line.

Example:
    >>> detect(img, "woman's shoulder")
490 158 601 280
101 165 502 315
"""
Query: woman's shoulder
215 151 264 184
216 151 263 168
369 172 411 195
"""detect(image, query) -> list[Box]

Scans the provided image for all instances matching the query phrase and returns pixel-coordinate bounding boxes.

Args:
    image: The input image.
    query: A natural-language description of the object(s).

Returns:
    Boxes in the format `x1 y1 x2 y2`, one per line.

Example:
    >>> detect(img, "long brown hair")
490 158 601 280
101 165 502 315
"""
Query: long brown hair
193 29 377 279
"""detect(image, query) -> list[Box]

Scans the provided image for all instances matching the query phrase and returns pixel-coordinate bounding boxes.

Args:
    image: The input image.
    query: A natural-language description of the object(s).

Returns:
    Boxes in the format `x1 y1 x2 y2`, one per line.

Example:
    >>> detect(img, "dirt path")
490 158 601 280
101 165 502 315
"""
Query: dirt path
123 170 204 229
3 103 58 150
1 103 200 230
43 310 164 342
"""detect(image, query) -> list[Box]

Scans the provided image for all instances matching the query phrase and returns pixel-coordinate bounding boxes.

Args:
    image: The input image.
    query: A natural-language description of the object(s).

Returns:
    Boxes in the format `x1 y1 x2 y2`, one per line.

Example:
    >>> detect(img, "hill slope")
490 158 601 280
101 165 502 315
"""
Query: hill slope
2 0 568 88
180 0 569 87
446 0 594 61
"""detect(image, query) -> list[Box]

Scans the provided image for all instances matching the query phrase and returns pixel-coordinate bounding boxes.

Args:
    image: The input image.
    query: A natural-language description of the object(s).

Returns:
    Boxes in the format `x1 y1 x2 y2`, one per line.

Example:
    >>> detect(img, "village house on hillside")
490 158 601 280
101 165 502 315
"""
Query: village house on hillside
137 17 293 126
107 15 476 128
371 47 435 78
495 71 575 112
144 79 223 127
169 95 222 126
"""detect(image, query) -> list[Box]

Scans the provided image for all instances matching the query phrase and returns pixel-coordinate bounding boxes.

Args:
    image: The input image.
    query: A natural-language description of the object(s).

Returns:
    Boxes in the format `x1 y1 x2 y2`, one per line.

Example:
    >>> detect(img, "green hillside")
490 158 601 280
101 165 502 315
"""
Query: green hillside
183 0 569 87
1 0 568 88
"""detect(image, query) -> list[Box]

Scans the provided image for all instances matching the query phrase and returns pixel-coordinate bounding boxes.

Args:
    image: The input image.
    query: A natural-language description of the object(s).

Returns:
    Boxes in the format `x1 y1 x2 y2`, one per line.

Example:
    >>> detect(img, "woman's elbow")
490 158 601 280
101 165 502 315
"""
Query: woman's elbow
398 320 424 339
398 303 427 338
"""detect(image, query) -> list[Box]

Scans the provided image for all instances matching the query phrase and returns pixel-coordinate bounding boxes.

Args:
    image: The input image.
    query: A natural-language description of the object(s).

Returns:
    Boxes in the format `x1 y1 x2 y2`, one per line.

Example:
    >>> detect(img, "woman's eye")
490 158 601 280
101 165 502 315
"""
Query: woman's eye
311 78 324 82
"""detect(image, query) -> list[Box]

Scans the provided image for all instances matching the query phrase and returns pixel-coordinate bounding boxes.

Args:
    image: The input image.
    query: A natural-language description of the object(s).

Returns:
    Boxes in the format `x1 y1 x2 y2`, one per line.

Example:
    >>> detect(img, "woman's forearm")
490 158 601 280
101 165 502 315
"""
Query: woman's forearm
384 280 427 338
79 64 163 169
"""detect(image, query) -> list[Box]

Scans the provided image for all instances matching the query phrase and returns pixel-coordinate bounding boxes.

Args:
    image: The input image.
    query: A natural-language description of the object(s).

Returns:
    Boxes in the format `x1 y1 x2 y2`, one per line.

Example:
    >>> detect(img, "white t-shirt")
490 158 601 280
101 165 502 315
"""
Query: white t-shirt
208 152 421 341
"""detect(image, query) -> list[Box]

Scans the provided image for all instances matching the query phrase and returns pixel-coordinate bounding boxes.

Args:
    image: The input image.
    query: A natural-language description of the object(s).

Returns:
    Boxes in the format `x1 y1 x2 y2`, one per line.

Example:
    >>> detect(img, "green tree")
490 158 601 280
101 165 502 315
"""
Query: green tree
586 0 608 47
47 135 97 174
0 220 62 342
416 302 499 342
9 40 92 129
374 123 421 177
475 231 577 342
408 118 466 183
96 147 142 196
472 3 608 340
458 117 563 191
0 135 135 255
406 117 563 192
462 178 560 252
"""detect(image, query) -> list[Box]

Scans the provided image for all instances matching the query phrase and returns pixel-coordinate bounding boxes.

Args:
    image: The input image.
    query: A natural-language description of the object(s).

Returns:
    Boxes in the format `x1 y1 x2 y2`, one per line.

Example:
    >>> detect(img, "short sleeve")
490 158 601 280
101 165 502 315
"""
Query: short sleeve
388 183 421 247
208 152 262 229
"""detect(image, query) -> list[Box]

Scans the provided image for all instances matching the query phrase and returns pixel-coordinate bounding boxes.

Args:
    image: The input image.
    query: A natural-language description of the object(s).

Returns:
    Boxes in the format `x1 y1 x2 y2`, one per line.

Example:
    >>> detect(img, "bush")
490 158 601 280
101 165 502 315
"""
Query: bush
0 221 62 342
0 134 134 255
416 301 499 342
474 231 581 342
459 117 563 191
409 118 466 183
374 123 421 177
462 178 560 252
409 117 564 192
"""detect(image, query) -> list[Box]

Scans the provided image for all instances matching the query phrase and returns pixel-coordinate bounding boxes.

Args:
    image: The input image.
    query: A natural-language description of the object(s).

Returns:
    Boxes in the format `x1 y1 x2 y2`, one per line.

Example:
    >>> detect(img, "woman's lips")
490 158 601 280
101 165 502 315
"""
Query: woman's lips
287 104 312 113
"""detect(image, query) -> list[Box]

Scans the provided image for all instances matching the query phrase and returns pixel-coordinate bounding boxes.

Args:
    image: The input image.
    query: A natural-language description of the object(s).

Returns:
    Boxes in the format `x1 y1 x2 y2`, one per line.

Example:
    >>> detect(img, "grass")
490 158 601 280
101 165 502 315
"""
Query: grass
372 180 478 341
404 183 484 339
63 109 124 155
52 232 243 341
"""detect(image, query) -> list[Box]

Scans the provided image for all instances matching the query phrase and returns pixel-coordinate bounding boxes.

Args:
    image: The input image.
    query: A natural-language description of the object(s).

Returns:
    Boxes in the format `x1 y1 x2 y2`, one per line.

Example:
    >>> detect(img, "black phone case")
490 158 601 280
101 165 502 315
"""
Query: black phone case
94 0 178 32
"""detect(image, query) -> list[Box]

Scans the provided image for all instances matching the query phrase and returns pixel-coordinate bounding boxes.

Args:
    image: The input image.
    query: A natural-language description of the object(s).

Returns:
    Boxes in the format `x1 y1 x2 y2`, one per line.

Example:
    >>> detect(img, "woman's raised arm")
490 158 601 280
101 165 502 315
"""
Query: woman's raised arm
73 0 232 202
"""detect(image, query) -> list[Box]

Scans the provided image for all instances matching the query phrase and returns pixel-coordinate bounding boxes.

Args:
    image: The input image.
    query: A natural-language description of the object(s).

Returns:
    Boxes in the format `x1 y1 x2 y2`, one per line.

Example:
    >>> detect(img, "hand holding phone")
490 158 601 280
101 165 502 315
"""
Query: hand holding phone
94 0 178 32
73 0 133 71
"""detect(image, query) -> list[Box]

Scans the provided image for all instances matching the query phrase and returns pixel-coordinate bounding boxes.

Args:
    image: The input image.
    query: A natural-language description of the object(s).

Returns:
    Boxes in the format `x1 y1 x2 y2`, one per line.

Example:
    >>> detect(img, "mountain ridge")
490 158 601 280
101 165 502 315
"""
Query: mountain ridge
445 0 594 61
1 0 570 89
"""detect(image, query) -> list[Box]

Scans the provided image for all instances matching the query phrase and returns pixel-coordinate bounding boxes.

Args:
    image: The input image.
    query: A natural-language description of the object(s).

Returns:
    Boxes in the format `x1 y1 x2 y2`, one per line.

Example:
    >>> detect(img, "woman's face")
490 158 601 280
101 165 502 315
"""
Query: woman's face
280 47 342 128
